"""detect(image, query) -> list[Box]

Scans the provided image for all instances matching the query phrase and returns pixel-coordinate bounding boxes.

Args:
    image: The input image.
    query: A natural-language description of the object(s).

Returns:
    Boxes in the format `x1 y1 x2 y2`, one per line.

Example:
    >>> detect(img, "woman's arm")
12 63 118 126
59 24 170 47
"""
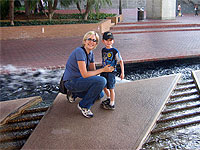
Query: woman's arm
78 61 114 78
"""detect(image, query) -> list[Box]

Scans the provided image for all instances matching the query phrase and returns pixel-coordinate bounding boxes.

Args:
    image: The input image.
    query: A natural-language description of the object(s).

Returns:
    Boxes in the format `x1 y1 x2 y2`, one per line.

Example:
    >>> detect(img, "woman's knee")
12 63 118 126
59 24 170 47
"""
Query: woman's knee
95 76 107 87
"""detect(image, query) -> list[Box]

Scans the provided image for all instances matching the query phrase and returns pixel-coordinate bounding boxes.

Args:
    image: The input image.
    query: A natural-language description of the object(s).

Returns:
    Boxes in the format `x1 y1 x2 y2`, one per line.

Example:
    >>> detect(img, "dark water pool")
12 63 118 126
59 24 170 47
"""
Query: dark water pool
0 57 199 103
0 57 199 149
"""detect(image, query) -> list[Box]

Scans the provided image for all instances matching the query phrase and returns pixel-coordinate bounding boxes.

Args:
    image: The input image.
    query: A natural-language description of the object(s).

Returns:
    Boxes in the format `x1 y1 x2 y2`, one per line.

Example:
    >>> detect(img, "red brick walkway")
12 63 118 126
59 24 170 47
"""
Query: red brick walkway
1 9 200 72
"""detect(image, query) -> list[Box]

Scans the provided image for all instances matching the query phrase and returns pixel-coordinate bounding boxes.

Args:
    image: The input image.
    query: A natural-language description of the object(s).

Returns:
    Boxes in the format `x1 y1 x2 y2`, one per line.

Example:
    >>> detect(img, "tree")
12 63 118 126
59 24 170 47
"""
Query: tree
84 0 112 20
84 0 93 20
0 0 9 20
76 1 82 13
24 0 30 18
24 0 58 21
24 0 39 18
47 0 58 21
60 0 82 13
9 0 14 25
93 0 112 20
3 0 21 25
60 0 111 20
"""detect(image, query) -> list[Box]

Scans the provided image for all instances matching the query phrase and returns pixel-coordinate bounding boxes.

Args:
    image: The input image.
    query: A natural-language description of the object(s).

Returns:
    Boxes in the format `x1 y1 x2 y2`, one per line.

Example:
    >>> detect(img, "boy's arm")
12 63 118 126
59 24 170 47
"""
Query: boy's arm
119 60 124 80
115 51 124 80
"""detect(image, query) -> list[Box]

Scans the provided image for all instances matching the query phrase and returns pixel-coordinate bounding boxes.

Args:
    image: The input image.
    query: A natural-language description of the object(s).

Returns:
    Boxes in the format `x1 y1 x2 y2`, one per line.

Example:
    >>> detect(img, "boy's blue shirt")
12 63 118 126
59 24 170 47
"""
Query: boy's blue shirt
101 47 122 70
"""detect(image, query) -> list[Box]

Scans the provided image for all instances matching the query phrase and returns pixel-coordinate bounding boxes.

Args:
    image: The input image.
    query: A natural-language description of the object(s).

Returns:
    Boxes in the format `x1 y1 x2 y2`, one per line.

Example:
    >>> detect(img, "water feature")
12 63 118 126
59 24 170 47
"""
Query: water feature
0 57 200 149
1 57 199 103
142 75 200 149
0 68 62 105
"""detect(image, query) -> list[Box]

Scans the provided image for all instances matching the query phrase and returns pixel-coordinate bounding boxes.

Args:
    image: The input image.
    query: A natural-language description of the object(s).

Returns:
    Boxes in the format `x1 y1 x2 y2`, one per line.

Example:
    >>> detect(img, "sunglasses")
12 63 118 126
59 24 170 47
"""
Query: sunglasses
87 38 97 42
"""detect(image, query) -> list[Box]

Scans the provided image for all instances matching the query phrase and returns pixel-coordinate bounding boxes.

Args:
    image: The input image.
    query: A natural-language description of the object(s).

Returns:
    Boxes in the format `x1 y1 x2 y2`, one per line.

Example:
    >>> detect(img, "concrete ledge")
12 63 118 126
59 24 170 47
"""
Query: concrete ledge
0 96 42 126
192 70 200 94
0 19 112 40
22 74 180 150
106 14 123 25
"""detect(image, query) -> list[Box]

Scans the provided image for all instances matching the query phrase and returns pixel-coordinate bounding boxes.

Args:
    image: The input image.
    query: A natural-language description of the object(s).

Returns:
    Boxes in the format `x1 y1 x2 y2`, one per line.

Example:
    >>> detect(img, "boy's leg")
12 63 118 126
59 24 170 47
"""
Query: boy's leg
101 88 110 106
104 87 110 98
101 73 116 110
109 89 115 106
107 73 116 102
101 88 115 110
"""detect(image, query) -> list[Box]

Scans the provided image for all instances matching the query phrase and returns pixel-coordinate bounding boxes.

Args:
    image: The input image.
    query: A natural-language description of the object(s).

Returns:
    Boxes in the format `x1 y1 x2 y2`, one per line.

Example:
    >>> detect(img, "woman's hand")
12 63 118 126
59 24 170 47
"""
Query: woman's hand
78 61 114 78
103 65 114 72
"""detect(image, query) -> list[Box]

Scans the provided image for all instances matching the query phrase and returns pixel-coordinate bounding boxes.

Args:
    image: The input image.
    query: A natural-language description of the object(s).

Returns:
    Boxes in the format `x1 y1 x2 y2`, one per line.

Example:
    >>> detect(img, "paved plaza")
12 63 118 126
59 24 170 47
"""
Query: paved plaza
0 9 200 150
1 9 200 71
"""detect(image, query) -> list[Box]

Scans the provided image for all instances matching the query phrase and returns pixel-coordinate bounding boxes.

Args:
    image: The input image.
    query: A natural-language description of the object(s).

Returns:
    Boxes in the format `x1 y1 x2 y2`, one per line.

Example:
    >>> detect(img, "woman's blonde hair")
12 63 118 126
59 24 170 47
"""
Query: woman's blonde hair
82 31 99 49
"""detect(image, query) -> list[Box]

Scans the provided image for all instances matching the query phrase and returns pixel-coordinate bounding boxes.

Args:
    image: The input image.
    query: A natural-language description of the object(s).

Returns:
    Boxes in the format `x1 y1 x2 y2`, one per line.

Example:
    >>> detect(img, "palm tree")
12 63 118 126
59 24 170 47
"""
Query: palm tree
60 0 82 13
24 0 40 18
93 0 112 20
9 0 14 25
24 0 30 18
84 0 94 20
84 0 112 20
24 0 58 21
60 0 111 20
47 0 58 21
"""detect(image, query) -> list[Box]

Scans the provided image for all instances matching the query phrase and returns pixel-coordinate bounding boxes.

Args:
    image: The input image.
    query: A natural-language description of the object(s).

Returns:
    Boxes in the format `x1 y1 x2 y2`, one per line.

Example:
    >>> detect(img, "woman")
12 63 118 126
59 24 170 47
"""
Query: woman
63 31 114 118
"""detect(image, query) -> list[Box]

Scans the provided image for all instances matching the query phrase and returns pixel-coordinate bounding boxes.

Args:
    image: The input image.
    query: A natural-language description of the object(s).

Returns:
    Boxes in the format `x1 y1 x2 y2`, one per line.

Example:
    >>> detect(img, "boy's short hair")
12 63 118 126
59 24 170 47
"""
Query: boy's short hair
103 32 114 40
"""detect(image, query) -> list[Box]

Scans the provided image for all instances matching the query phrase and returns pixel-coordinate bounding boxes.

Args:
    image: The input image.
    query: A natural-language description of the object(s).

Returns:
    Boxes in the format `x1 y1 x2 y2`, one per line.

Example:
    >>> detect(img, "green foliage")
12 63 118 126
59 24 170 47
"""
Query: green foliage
0 0 9 19
59 0 112 20
55 13 84 19
0 0 24 19
55 13 116 20
60 0 74 7
14 0 21 8
87 13 115 20
0 19 99 27
0 12 116 27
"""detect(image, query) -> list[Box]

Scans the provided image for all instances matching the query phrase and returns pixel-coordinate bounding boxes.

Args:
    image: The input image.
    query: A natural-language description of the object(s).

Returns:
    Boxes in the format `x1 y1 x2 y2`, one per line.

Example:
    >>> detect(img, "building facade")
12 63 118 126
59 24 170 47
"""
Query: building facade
63 0 199 14
62 0 146 9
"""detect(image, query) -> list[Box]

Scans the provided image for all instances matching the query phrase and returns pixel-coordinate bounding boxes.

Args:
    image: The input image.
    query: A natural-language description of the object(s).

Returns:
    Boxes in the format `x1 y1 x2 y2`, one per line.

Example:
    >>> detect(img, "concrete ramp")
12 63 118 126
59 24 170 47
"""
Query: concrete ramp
192 70 200 92
0 96 42 126
22 74 180 150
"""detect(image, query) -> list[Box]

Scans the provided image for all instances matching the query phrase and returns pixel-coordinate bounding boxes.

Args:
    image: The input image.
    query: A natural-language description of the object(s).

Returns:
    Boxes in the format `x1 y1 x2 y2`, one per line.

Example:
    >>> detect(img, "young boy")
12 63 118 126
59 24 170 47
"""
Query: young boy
100 31 124 110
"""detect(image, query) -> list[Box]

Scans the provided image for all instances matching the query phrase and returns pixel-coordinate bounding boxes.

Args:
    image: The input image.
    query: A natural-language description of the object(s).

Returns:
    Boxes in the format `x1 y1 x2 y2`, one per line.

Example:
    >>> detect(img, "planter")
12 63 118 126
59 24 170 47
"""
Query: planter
106 14 123 25
0 19 112 40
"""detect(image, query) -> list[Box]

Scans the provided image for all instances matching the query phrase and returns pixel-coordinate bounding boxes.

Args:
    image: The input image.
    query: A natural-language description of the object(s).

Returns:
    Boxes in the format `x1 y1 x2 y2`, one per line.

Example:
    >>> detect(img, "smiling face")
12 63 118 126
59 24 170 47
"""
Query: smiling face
102 39 114 49
84 34 98 51
82 31 99 52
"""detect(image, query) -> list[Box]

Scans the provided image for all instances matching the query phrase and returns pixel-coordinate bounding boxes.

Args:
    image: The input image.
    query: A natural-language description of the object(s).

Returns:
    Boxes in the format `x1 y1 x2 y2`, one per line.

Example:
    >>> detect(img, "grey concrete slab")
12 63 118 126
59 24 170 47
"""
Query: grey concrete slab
22 74 180 150
192 70 200 93
0 96 42 126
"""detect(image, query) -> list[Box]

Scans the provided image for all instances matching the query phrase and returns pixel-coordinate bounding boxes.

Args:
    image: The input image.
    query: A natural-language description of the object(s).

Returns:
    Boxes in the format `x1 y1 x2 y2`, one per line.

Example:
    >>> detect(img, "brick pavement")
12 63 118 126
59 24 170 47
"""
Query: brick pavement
0 9 200 72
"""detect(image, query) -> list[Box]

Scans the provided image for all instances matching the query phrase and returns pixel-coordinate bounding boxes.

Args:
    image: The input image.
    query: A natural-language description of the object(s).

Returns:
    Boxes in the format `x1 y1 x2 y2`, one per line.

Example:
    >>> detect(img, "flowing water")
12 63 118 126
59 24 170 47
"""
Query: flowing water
1 58 199 102
0 57 200 149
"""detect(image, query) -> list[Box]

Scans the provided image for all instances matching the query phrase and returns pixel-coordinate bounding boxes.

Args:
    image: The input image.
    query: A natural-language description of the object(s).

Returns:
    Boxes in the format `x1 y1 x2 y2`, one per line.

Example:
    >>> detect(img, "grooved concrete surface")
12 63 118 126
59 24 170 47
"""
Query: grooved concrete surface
0 98 30 123
0 97 41 124
22 74 180 150
193 70 200 92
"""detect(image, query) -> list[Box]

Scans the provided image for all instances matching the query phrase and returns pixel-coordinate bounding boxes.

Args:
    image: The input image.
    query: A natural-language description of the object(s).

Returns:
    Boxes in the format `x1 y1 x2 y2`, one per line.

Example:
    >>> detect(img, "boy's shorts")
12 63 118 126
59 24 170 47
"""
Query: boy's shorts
100 72 116 89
